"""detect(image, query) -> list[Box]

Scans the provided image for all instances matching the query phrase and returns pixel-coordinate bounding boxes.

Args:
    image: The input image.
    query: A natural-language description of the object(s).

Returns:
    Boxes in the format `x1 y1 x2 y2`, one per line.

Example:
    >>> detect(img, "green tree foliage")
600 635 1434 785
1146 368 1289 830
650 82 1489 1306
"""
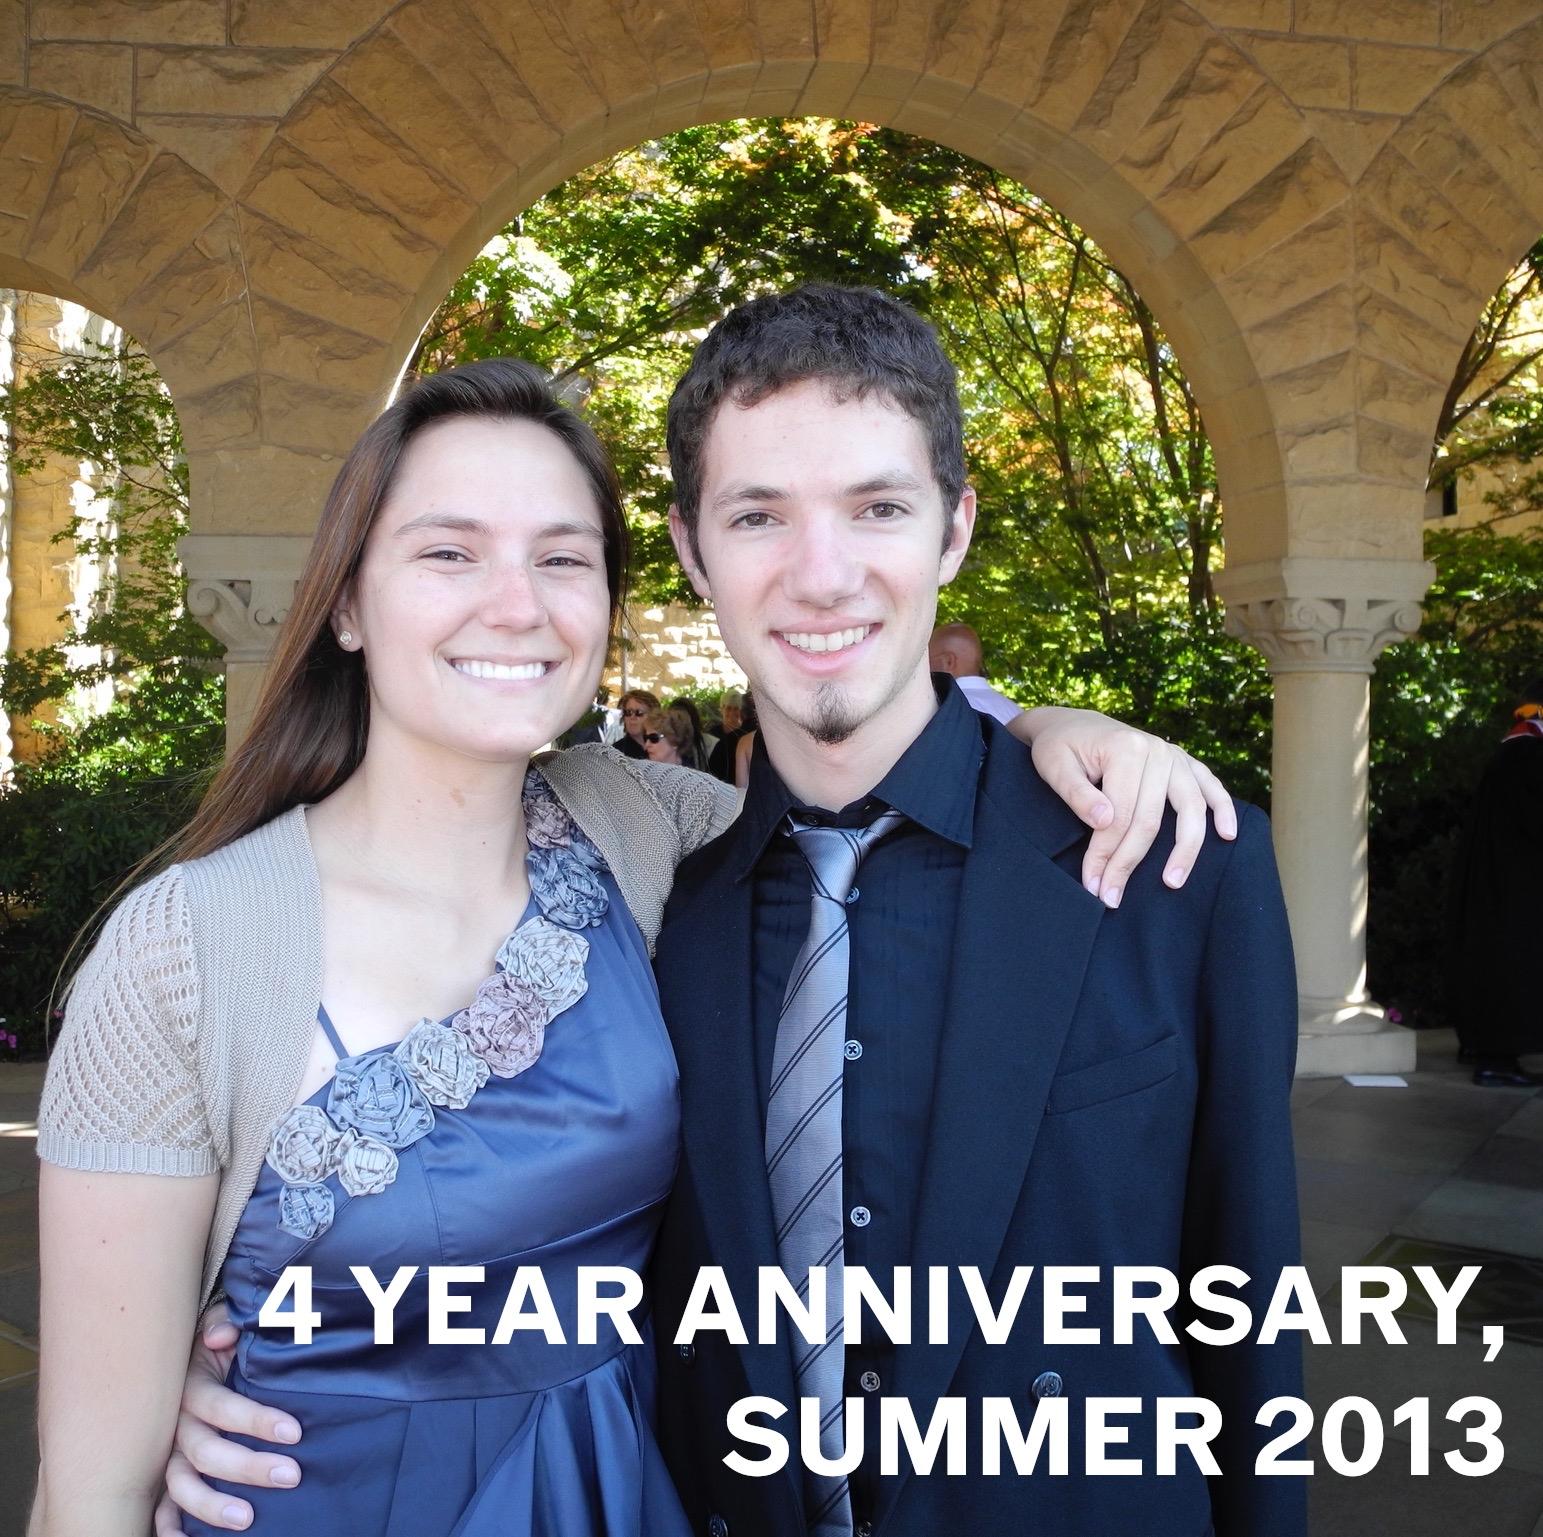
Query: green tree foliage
412 120 1275 798
1367 523 1543 1024
1 334 224 1050
1429 235 1543 517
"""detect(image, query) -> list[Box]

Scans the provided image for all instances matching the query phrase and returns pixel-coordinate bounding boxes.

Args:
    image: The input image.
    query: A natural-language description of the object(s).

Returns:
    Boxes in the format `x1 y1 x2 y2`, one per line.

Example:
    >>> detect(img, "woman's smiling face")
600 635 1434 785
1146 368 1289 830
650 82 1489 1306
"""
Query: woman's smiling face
338 414 612 767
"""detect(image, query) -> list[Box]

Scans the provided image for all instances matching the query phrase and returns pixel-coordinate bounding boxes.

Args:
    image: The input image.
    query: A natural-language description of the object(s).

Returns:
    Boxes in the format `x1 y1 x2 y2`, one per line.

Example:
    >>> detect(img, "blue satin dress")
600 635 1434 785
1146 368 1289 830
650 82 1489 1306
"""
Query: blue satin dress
184 869 690 1536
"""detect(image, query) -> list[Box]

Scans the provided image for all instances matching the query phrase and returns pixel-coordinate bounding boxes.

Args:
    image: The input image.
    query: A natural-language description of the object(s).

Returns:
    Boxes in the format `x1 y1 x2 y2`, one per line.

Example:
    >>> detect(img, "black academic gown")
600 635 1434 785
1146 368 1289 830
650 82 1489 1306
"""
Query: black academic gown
1447 728 1543 1056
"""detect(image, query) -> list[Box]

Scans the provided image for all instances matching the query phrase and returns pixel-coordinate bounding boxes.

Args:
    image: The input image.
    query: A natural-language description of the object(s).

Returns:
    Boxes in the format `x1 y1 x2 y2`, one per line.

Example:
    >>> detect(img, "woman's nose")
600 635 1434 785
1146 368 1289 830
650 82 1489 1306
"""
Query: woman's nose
482 562 549 629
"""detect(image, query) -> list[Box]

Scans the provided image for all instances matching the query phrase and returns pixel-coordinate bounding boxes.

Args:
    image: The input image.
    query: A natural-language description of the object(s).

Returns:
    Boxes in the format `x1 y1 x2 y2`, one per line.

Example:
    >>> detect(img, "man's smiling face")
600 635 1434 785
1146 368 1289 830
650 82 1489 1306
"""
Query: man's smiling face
672 378 975 752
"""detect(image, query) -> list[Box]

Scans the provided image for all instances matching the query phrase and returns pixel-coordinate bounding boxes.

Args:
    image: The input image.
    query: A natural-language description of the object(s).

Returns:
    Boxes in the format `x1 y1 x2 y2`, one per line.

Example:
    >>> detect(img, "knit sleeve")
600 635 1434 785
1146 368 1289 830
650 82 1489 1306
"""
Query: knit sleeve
630 759 740 858
36 865 217 1177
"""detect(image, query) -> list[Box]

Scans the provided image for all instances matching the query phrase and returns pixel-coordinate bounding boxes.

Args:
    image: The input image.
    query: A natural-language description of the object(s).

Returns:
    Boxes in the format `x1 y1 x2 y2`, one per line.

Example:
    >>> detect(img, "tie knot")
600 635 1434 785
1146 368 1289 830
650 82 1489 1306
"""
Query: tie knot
786 807 904 903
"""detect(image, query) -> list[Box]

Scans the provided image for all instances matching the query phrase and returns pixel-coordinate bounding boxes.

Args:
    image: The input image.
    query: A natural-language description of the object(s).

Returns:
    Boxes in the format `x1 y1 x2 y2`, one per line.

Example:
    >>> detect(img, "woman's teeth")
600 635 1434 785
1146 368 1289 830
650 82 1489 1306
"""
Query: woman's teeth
782 626 871 654
452 660 547 681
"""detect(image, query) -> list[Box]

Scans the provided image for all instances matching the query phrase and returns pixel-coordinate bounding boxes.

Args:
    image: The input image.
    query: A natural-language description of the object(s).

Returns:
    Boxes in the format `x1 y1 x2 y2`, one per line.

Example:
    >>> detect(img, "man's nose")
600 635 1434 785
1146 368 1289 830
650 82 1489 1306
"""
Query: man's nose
780 519 864 607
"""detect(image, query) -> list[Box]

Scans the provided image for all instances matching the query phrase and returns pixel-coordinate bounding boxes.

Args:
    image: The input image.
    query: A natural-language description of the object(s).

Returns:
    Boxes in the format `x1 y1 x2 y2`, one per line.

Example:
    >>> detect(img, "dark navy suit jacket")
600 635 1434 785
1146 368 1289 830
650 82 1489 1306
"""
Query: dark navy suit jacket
650 713 1305 1537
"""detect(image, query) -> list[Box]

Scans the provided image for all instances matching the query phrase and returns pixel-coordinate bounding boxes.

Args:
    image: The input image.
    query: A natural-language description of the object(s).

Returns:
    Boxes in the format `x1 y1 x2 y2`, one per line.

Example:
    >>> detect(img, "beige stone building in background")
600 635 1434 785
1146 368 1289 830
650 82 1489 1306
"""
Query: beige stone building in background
0 289 120 772
3 0 1543 1073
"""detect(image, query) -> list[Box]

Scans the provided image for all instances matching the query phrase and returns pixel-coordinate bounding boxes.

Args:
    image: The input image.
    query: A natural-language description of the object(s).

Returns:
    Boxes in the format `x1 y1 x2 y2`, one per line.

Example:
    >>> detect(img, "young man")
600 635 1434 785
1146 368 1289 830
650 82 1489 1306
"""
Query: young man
648 286 1302 1536
155 288 1296 1536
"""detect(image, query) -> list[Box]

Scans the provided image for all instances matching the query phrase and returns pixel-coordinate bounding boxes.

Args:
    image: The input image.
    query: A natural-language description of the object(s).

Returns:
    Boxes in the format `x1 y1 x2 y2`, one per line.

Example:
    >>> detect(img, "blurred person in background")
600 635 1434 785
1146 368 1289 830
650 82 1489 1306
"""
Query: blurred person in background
1447 674 1543 1087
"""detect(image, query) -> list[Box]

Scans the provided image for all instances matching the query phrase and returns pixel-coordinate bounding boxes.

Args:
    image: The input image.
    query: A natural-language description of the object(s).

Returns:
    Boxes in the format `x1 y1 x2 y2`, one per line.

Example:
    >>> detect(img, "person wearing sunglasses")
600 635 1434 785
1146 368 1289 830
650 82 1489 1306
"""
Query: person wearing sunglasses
613 689 659 759
642 706 694 766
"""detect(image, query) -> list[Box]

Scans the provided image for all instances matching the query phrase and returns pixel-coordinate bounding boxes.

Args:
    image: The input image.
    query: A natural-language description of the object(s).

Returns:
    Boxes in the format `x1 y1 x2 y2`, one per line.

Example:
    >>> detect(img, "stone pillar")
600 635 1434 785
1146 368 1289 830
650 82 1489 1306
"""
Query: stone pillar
1215 558 1434 1078
179 534 313 746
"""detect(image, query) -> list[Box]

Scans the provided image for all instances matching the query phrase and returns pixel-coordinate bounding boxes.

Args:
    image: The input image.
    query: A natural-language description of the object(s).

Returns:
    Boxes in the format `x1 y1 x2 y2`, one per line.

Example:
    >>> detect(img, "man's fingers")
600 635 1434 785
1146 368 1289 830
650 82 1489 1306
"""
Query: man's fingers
202 1319 240 1351
182 1365 301 1446
178 1405 302 1489
1095 750 1172 907
154 1489 188 1537
1035 741 1114 831
164 1446 254 1531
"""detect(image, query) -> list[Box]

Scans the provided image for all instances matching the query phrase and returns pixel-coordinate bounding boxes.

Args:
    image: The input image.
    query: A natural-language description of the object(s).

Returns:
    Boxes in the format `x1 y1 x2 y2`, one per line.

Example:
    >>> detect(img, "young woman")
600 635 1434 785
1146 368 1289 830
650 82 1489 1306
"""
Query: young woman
33 360 1233 1537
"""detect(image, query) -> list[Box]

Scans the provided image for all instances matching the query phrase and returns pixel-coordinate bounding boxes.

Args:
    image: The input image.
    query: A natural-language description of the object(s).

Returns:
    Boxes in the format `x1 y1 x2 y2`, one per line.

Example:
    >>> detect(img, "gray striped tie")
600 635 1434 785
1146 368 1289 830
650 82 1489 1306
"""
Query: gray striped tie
766 807 904 1537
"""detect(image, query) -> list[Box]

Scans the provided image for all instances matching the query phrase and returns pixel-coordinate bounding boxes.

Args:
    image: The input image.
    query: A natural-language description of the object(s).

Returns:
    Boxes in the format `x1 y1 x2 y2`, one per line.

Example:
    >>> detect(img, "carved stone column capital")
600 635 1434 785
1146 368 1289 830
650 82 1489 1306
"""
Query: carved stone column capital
179 534 313 664
1214 557 1435 675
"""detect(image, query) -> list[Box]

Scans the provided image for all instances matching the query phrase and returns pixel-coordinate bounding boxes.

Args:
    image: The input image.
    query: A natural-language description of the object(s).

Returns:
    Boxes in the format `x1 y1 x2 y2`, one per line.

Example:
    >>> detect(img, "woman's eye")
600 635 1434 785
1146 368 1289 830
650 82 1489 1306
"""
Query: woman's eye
541 554 591 569
423 548 470 562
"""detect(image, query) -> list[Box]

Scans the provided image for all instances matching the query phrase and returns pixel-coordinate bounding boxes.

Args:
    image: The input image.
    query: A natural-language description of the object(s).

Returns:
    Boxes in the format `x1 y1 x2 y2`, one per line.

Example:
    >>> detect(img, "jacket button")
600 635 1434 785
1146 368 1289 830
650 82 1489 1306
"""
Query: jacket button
708 1518 729 1537
677 1342 695 1362
1032 1370 1063 1399
860 1370 881 1392
856 1524 873 1537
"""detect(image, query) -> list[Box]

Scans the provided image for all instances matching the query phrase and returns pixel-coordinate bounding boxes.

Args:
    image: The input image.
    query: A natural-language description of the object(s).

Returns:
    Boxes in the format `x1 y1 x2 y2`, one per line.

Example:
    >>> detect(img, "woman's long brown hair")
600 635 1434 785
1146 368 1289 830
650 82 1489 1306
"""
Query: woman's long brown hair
50 359 630 1026
172 357 630 863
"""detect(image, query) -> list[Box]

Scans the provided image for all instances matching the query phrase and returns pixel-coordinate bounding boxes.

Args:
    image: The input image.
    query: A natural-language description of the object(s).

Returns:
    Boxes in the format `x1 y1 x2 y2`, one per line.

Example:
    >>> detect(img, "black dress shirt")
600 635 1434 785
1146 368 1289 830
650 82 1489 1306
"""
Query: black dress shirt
736 676 984 1529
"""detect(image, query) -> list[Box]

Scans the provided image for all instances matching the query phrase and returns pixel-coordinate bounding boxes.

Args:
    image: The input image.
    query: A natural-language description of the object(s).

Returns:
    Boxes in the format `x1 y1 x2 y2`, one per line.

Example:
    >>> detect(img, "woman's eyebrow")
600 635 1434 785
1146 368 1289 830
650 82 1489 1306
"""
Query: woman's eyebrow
392 511 492 537
391 513 603 540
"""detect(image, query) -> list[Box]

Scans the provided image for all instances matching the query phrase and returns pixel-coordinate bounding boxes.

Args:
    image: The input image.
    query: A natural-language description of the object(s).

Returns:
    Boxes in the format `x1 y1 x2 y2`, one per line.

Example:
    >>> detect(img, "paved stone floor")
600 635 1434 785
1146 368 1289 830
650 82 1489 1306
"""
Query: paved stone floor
2 1032 1541 1535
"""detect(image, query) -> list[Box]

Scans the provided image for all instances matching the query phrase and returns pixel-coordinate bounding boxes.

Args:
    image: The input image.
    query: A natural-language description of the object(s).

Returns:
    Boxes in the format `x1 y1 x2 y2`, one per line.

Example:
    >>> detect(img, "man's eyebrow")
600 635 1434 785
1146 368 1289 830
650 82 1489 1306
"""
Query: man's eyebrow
710 482 789 510
843 471 928 497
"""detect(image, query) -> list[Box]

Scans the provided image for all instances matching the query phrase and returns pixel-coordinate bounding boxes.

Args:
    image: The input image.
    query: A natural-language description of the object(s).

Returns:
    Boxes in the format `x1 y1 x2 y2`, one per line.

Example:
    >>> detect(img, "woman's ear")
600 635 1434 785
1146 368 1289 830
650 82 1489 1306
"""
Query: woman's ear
332 600 360 650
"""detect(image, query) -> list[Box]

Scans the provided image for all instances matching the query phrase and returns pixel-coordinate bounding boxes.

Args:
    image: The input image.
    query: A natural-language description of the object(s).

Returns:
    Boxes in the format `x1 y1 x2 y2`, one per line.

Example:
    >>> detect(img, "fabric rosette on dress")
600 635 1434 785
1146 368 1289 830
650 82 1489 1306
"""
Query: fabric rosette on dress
264 770 610 1242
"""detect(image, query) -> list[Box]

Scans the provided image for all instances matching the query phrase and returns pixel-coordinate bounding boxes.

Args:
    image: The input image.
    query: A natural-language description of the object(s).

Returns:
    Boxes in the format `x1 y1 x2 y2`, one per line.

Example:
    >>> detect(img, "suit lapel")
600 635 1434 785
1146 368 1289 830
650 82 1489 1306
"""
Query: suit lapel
889 730 1104 1461
657 831 802 1457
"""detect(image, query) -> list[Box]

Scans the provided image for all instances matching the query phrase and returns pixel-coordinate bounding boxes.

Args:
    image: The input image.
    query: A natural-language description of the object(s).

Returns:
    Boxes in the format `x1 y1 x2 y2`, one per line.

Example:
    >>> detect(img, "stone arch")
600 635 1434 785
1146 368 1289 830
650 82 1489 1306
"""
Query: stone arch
0 89 240 424
1376 13 1543 464
243 0 1332 566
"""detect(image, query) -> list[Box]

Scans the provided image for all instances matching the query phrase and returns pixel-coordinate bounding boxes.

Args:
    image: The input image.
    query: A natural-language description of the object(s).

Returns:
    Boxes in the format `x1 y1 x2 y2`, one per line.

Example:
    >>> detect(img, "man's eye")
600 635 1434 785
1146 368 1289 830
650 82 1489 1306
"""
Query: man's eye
863 502 906 520
732 511 774 530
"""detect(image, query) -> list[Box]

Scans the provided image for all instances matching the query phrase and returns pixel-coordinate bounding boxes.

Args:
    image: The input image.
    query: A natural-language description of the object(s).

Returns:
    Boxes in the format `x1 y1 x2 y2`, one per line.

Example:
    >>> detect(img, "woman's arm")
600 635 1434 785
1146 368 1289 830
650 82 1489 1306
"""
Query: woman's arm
32 1165 218 1537
1006 706 1237 905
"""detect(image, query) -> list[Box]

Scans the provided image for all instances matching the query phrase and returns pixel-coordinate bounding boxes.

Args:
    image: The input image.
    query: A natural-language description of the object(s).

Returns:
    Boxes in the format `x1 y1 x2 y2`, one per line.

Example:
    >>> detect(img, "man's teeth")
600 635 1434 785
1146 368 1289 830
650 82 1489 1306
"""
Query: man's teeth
452 660 547 681
782 626 871 654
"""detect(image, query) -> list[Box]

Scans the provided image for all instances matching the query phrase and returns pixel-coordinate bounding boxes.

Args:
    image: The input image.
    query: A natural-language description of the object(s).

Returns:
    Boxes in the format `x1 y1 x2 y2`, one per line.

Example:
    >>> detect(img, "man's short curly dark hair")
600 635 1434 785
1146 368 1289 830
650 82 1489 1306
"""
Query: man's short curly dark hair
666 285 966 562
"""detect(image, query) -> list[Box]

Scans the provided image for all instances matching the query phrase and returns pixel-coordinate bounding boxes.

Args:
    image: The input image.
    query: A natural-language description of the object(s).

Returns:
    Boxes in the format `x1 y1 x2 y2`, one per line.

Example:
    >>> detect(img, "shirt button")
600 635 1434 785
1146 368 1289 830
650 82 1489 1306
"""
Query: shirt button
844 1039 863 1061
849 1205 871 1227
846 886 860 904
860 1370 881 1392
1032 1370 1064 1400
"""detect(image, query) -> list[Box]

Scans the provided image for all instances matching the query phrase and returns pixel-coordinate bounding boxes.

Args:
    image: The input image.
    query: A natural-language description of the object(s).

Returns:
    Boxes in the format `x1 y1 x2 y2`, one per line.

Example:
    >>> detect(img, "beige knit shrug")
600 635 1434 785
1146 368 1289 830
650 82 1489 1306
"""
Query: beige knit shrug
36 746 739 1312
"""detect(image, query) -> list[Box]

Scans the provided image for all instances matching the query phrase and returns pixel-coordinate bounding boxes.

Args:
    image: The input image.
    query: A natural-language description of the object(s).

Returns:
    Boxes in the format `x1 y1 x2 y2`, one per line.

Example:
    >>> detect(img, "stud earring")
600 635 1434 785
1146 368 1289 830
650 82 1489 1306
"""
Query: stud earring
338 630 353 647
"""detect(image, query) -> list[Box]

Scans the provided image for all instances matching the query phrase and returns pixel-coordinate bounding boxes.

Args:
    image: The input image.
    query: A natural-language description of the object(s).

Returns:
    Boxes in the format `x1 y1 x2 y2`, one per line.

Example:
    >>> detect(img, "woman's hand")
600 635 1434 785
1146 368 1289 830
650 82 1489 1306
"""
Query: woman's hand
1008 706 1237 906
151 1305 304 1534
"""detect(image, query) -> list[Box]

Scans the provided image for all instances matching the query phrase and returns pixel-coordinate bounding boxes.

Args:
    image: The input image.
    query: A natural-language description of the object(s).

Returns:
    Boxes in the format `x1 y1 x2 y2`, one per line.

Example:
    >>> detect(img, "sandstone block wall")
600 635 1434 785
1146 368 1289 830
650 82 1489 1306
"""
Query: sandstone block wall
609 603 749 701
0 0 1537 714
0 291 120 771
